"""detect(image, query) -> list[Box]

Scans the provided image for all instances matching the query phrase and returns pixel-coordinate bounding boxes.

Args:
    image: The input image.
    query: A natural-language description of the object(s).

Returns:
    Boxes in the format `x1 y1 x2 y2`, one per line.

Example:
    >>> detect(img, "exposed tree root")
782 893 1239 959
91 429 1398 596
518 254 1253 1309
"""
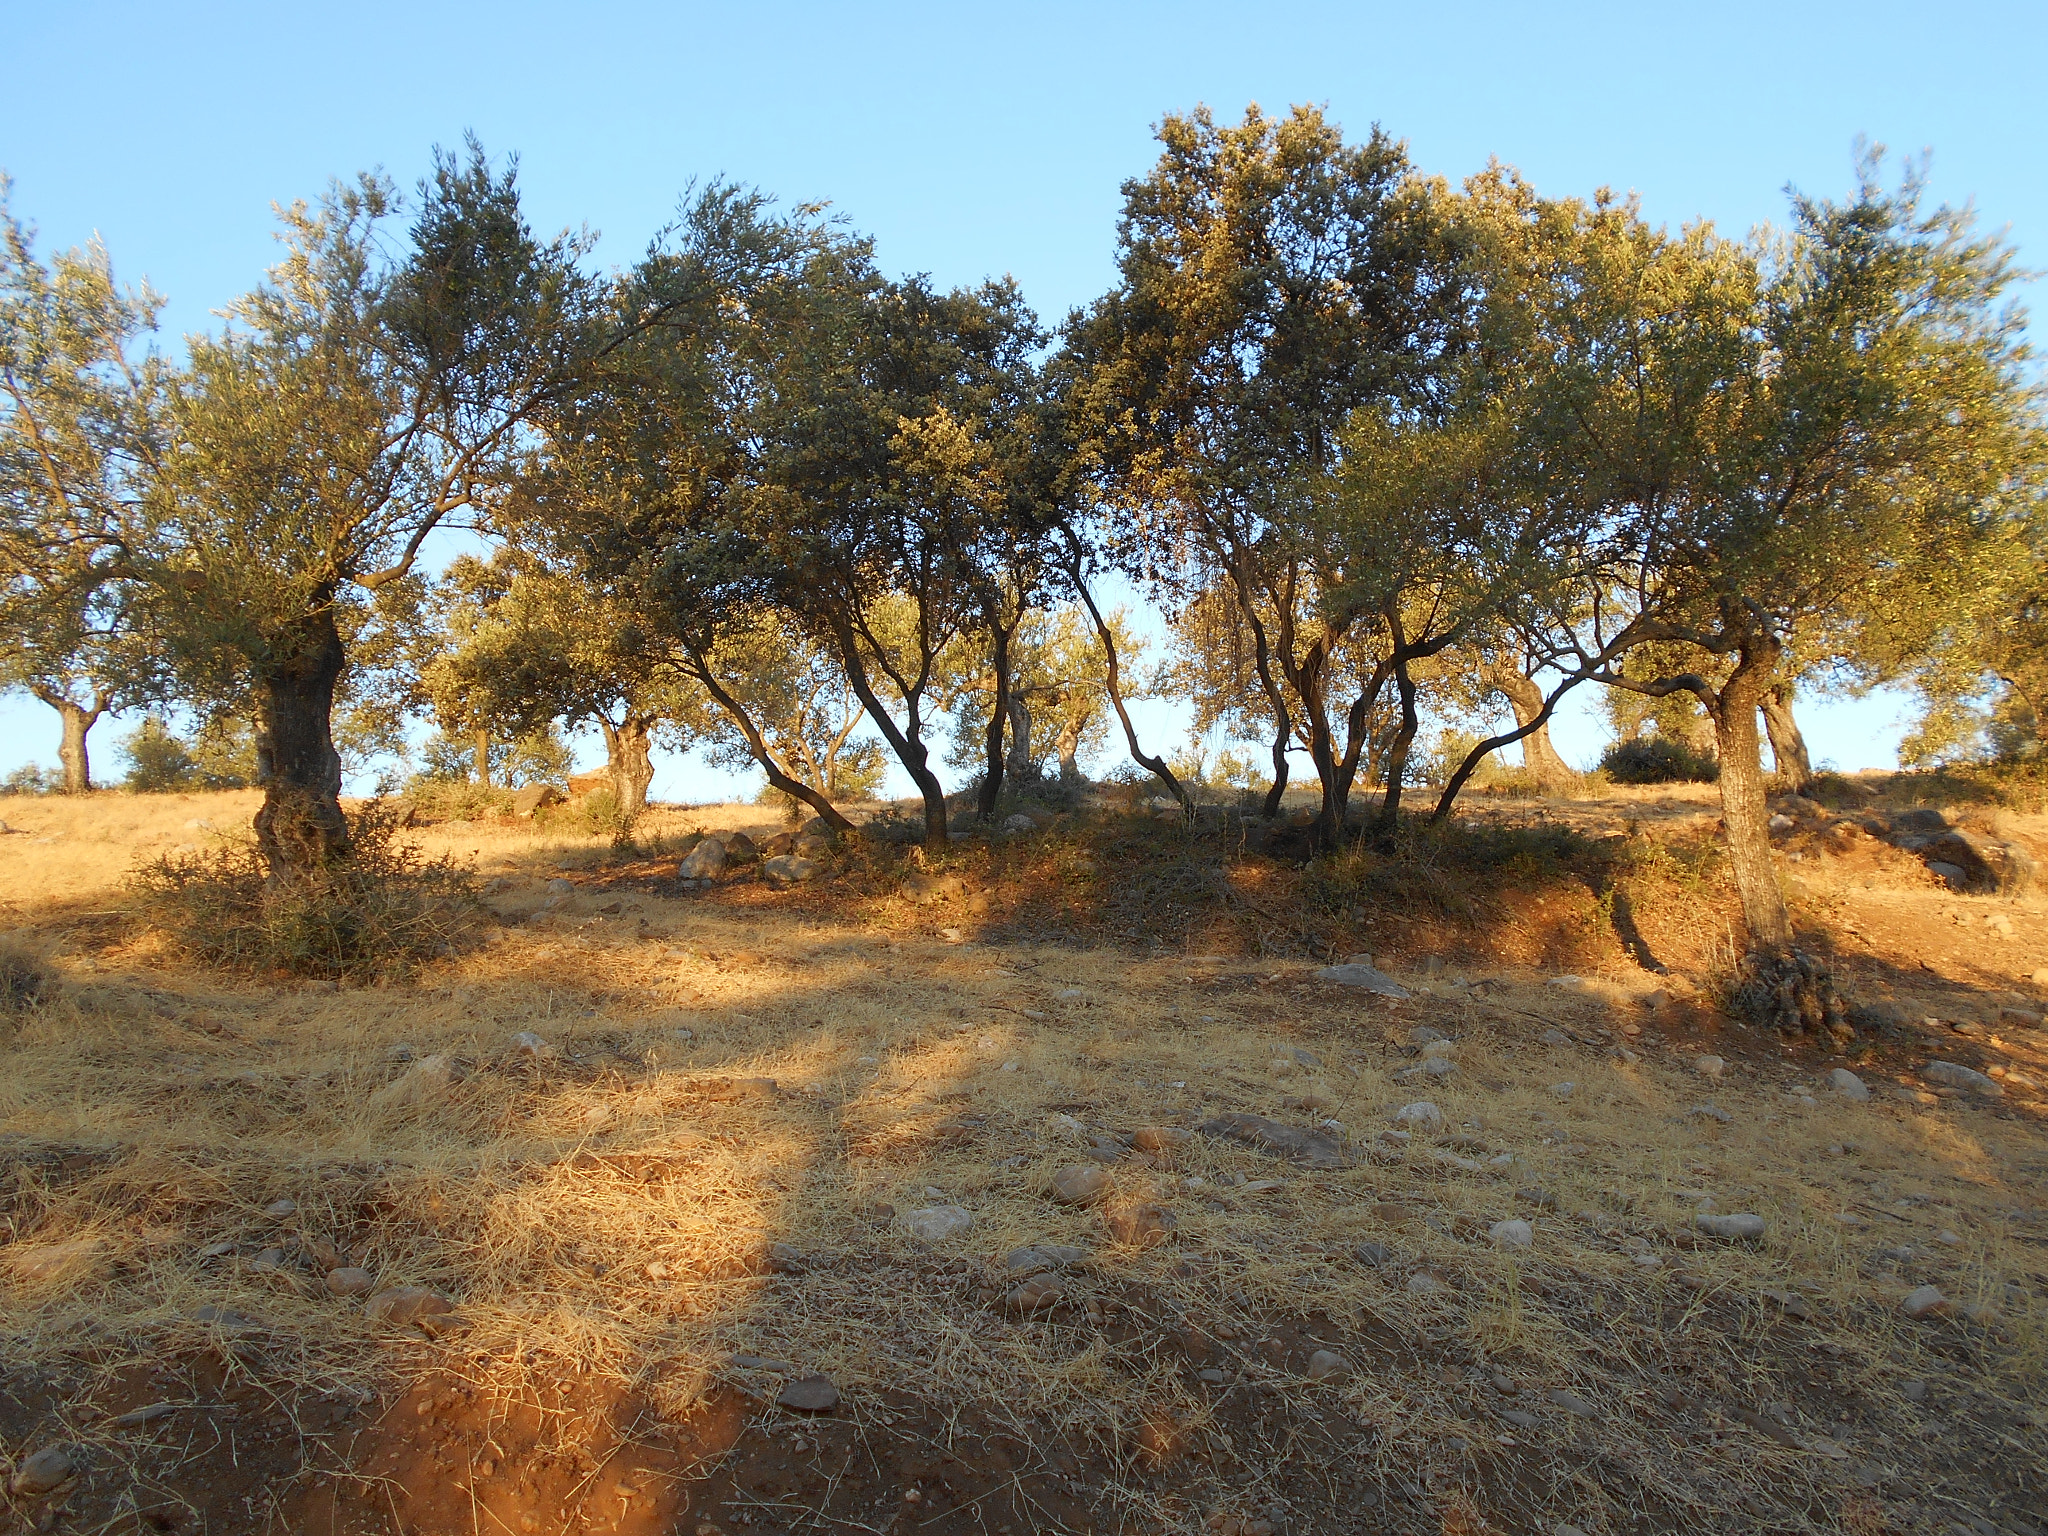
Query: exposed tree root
1728 946 1853 1044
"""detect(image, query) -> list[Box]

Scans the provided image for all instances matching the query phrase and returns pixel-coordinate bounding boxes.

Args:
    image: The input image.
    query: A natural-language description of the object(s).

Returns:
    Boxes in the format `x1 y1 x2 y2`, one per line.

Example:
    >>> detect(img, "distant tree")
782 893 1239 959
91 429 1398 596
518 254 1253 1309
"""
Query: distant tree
0 179 167 792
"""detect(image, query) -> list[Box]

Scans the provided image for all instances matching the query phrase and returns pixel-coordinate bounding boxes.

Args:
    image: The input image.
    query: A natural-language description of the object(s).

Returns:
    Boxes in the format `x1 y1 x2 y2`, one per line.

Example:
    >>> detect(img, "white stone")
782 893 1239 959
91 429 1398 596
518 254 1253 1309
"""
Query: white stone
1393 1101 1445 1134
1828 1067 1870 1102
1490 1219 1534 1249
903 1205 974 1243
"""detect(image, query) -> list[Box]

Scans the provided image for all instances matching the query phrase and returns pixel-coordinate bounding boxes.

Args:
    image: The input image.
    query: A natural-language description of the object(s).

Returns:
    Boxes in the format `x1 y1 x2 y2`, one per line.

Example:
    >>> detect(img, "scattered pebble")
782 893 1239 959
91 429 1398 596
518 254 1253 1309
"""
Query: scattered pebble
1406 1270 1449 1295
1490 1219 1534 1249
1393 1101 1445 1134
264 1199 297 1219
903 1205 974 1243
325 1267 374 1297
1922 1061 2003 1097
1828 1068 1870 1102
1550 1081 1576 1099
1004 1277 1064 1312
1105 1202 1178 1247
363 1286 455 1325
1546 1387 1599 1418
1305 1349 1351 1382
8 1445 74 1497
1695 1212 1765 1240
1050 1165 1111 1205
1694 1055 1725 1081
1900 1284 1949 1319
777 1376 840 1413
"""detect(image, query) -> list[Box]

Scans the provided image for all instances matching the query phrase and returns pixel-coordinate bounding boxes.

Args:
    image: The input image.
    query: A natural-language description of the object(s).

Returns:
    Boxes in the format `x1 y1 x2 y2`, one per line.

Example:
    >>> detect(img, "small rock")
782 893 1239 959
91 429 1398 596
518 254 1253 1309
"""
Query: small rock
511 1030 552 1057
1828 1068 1870 1102
1105 1202 1178 1247
1500 1409 1540 1430
1050 1165 1111 1205
108 1402 179 1429
761 855 820 888
1406 1270 1449 1295
1005 1244 1087 1275
1551 1081 1576 1099
1004 1277 1064 1311
1305 1349 1351 1382
1690 1103 1733 1124
1421 1039 1456 1059
1315 962 1411 998
1902 1379 1929 1403
1408 1026 1447 1046
1934 1229 1961 1246
1393 1101 1445 1134
1694 1055 1725 1081
1900 1284 1949 1319
1540 1029 1570 1046
363 1286 455 1325
777 1376 840 1413
903 1205 974 1243
1922 1060 2003 1097
1998 1005 2043 1030
1198 1367 1227 1384
1352 1241 1392 1267
371 1053 462 1110
678 838 727 879
1133 1126 1191 1152
326 1267 375 1297
1546 1387 1599 1419
8 1445 74 1497
1490 1219 1534 1249
1695 1212 1766 1240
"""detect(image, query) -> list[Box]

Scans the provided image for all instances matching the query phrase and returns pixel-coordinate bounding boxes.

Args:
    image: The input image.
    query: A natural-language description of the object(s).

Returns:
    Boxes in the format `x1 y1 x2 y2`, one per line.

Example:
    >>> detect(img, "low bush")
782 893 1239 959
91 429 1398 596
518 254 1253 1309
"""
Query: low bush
0 941 52 1011
1598 736 1720 784
129 802 487 982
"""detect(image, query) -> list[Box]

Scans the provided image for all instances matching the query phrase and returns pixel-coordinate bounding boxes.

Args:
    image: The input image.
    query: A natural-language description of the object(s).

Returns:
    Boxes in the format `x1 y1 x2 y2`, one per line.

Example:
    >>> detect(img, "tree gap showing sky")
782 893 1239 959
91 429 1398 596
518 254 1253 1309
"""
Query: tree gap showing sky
4 0 2039 794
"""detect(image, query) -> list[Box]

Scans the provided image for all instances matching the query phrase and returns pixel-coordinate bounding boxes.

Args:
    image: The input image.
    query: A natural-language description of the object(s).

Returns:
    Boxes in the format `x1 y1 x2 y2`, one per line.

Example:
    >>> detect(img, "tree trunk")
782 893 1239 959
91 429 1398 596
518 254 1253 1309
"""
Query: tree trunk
1486 666 1571 783
688 653 853 832
1054 706 1085 783
1063 552 1188 811
1709 646 1791 952
1006 695 1034 780
1760 682 1812 790
474 726 492 789
977 617 1013 820
32 689 106 795
253 606 350 879
599 716 656 817
828 618 949 847
1369 656 1423 844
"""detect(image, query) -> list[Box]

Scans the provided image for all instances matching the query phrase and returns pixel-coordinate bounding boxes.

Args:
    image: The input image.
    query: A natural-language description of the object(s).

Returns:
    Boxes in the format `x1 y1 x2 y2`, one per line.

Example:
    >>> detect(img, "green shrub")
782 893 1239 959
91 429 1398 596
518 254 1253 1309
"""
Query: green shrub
1598 736 1719 785
129 802 486 983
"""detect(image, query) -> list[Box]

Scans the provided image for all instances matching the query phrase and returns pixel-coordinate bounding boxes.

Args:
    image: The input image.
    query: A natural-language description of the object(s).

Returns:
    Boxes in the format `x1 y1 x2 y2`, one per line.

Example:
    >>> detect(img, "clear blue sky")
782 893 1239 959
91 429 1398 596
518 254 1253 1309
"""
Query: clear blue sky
4 0 2041 792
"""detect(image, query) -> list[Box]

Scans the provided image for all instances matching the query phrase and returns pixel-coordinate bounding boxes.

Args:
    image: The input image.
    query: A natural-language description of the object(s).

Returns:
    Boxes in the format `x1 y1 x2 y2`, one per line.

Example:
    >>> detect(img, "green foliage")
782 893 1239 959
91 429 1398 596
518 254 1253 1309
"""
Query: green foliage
1 763 53 795
129 801 485 982
413 726 572 790
119 714 196 791
1599 736 1720 784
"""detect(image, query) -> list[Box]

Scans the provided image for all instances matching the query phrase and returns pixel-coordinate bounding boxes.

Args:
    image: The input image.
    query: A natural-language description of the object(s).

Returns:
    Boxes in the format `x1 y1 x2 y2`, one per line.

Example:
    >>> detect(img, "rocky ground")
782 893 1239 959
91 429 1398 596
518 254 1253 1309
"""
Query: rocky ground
1 780 2044 1535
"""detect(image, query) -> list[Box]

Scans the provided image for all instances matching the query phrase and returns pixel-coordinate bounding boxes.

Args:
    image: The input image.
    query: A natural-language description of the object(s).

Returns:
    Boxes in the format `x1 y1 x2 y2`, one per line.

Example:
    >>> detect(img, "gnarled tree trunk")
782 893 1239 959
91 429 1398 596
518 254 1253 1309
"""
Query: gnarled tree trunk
977 615 1014 820
599 715 657 817
473 726 493 789
1760 682 1812 790
1708 644 1789 952
1005 695 1034 781
253 606 349 879
1482 664 1571 784
31 688 108 794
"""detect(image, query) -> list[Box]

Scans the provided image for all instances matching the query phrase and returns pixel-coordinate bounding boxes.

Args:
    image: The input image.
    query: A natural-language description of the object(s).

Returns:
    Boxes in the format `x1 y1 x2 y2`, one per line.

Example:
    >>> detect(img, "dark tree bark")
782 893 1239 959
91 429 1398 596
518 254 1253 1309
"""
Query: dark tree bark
473 726 492 789
1062 549 1188 811
827 616 950 847
31 687 108 795
598 715 657 816
1369 655 1423 844
977 612 1015 820
253 605 350 879
682 649 853 833
1760 682 1812 790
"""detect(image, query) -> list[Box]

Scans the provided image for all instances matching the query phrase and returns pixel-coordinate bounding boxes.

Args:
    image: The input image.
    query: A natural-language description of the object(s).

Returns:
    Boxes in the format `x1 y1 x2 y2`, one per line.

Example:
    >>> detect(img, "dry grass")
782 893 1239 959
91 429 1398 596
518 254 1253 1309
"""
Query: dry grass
2 789 2046 1533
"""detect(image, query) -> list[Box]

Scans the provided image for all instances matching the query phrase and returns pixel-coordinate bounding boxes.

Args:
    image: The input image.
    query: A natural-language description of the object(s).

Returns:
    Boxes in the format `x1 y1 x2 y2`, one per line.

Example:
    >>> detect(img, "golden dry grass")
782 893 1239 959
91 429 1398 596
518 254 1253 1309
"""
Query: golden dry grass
2 788 2046 1533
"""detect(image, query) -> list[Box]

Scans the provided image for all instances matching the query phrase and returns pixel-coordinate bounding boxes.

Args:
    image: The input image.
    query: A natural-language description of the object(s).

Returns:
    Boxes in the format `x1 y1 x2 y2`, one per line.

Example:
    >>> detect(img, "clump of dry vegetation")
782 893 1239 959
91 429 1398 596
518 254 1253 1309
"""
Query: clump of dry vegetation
126 801 488 983
0 941 49 1013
